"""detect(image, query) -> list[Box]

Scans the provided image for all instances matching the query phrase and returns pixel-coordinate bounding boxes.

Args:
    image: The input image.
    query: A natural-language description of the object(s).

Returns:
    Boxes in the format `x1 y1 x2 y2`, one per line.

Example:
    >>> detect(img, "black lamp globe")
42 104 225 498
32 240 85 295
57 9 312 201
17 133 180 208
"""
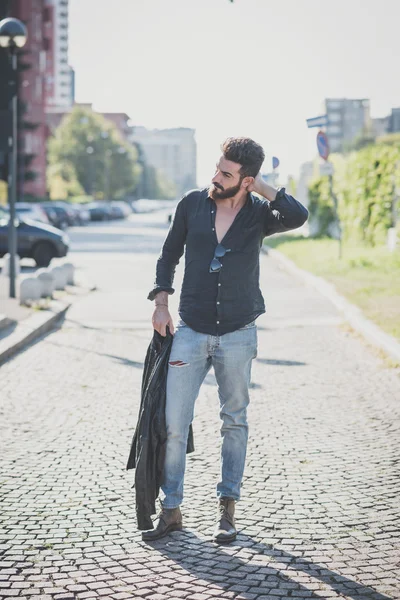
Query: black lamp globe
0 17 27 49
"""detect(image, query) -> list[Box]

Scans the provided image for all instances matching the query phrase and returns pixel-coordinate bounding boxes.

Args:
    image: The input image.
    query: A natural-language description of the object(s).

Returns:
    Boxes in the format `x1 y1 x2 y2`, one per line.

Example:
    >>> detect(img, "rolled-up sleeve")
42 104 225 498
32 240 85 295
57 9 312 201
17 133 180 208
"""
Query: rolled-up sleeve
263 187 309 237
147 197 187 301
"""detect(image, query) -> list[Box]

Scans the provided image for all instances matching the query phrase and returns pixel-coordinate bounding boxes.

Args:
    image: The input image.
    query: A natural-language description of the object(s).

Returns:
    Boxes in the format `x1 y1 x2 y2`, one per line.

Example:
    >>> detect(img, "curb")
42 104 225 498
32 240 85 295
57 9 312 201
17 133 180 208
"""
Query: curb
0 298 71 366
262 245 400 364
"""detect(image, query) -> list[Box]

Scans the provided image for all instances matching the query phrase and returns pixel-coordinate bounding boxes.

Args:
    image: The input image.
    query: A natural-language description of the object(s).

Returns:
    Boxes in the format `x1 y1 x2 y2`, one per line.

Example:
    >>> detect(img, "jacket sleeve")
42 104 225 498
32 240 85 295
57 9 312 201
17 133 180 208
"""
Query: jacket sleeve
263 187 308 237
148 196 188 301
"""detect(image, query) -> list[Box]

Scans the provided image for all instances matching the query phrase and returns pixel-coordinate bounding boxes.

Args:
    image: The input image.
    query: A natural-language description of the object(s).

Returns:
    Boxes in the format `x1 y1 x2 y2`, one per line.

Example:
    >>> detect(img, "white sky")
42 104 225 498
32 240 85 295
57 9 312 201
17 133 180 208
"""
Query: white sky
69 0 400 186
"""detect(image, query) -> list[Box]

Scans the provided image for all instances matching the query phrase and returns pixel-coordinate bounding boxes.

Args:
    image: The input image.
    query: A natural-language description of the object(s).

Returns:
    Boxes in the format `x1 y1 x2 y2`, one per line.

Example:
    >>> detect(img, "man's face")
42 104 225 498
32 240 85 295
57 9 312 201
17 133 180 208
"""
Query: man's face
210 156 245 200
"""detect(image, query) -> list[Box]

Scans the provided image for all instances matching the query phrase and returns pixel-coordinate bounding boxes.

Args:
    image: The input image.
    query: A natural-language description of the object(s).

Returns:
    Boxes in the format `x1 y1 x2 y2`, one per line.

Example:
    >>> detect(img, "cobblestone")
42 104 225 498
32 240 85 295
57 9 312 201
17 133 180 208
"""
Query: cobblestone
1 215 400 599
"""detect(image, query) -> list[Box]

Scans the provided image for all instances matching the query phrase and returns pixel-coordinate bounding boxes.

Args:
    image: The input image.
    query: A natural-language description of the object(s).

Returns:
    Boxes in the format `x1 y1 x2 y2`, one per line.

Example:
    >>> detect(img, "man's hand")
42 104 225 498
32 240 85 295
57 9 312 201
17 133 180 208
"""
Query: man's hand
152 305 175 337
247 172 277 202
247 172 264 195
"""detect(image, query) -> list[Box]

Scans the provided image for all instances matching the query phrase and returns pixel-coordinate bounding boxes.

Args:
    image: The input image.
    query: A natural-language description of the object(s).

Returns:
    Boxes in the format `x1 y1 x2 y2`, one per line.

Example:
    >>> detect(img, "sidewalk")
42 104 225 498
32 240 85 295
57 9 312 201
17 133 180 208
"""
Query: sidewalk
0 245 399 599
0 262 94 365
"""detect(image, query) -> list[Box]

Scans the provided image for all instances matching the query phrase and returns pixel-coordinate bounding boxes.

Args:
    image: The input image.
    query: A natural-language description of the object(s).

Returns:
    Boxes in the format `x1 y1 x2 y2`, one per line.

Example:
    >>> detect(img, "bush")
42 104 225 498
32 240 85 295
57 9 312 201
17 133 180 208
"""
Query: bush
308 142 400 246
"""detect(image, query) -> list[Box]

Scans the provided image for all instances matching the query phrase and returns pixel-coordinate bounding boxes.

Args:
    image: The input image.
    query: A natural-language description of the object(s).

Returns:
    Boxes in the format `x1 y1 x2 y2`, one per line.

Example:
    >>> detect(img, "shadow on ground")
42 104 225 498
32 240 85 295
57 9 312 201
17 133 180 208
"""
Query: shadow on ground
256 357 307 366
146 530 391 600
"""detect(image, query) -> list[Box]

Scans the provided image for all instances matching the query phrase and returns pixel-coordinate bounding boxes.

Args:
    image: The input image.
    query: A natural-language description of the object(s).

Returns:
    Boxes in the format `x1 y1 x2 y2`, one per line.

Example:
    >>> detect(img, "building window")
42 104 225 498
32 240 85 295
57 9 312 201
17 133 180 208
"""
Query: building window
327 100 342 110
327 125 341 135
328 112 341 123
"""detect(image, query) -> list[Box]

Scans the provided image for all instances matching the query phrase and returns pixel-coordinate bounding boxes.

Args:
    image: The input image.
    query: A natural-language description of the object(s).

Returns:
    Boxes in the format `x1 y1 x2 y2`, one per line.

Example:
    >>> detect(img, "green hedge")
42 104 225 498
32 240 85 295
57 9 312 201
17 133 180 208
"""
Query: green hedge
309 143 400 246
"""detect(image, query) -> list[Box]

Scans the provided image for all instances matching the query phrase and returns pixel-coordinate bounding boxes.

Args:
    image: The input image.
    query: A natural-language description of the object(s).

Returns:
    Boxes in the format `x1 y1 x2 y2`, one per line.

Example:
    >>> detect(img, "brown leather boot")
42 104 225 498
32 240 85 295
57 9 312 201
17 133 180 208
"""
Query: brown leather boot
213 497 237 544
142 507 182 542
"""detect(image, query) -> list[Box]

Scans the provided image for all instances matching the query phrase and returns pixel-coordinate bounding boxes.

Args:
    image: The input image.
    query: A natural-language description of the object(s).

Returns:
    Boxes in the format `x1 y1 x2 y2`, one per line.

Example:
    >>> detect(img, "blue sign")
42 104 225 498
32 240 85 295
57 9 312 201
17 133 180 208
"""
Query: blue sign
307 115 328 128
316 130 329 160
272 156 279 170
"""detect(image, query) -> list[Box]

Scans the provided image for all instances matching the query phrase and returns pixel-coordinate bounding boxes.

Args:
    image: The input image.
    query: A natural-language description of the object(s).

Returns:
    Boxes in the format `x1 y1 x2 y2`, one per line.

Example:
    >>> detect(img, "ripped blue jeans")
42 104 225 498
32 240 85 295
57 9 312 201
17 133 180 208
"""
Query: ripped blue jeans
160 319 258 508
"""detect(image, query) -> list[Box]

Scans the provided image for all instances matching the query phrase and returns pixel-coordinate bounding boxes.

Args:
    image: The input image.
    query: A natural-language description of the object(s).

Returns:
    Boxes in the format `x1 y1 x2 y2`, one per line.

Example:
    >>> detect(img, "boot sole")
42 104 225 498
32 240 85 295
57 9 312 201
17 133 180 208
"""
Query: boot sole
213 532 237 544
142 522 182 542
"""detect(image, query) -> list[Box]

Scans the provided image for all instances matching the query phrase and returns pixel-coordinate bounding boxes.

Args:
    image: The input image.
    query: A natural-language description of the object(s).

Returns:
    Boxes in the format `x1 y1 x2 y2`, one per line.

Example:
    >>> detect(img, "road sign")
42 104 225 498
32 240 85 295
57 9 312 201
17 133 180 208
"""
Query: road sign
319 161 334 176
306 115 328 128
316 130 330 160
272 156 279 170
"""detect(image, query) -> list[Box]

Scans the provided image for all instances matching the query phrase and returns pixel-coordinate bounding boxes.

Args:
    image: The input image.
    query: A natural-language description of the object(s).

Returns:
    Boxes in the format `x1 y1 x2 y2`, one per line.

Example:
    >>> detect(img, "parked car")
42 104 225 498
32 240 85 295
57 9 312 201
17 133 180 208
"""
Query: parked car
86 202 113 221
13 202 50 225
55 201 90 226
74 204 90 225
110 201 132 219
41 204 69 230
44 201 78 226
0 206 69 267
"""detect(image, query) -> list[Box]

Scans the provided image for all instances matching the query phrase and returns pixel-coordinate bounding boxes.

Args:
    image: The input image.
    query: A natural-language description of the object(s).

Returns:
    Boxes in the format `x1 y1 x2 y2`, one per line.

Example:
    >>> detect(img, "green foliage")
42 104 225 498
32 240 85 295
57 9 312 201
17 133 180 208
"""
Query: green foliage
308 177 336 237
376 132 400 146
47 106 141 199
339 144 400 245
343 134 376 152
308 143 400 246
47 162 84 200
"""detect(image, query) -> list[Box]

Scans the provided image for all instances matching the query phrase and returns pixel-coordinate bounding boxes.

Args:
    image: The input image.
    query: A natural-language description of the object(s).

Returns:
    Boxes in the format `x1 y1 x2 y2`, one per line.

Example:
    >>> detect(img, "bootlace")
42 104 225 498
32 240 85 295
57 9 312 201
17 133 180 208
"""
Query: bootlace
218 502 234 526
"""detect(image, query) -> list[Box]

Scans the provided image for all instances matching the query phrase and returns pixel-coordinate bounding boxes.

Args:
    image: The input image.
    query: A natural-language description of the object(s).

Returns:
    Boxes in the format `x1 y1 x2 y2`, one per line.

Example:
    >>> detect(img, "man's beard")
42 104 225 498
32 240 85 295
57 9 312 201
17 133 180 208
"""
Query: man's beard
209 178 243 200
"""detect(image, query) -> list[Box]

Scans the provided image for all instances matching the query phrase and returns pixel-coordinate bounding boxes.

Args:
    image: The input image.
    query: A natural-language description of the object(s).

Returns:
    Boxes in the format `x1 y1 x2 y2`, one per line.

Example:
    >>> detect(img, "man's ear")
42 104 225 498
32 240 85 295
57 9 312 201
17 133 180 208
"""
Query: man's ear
242 176 254 189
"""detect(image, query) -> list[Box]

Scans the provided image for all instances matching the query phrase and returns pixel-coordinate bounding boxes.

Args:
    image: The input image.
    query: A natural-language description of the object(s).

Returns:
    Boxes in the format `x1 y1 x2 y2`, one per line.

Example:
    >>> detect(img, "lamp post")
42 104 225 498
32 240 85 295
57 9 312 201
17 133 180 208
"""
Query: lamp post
0 17 27 298
86 145 94 196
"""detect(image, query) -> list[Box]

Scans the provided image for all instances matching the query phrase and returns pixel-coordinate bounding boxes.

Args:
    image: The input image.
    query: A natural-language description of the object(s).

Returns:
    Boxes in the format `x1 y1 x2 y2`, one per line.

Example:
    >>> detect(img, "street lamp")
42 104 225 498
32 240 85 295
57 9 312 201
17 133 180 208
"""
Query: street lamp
86 145 94 197
0 17 27 298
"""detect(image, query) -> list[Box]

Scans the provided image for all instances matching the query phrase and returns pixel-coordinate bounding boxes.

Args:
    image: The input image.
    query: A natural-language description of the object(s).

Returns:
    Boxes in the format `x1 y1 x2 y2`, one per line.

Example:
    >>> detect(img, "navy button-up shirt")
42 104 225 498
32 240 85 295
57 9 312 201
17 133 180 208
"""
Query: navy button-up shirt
148 187 308 335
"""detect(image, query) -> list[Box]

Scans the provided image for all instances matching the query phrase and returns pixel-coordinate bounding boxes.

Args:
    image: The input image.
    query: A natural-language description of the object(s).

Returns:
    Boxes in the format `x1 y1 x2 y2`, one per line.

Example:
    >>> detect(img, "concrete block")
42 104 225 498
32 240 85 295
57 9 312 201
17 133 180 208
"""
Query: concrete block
50 266 68 290
62 262 75 285
2 253 21 277
20 277 41 305
36 269 55 298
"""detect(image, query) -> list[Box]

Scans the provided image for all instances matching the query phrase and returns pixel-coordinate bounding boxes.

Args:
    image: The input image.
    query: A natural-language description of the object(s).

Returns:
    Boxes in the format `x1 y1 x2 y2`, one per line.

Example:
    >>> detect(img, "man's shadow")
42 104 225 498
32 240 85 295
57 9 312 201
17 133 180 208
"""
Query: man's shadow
145 530 392 599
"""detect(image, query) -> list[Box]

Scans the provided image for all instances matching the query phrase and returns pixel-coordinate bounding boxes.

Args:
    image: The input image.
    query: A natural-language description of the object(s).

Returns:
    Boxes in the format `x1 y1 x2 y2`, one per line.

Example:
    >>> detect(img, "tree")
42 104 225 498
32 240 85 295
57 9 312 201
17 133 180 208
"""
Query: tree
47 106 141 199
47 162 84 200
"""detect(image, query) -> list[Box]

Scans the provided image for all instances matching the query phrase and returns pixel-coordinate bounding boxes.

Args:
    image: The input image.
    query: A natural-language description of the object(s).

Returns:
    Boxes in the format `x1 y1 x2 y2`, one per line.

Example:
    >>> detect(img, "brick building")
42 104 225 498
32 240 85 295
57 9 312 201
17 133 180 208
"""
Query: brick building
0 0 73 199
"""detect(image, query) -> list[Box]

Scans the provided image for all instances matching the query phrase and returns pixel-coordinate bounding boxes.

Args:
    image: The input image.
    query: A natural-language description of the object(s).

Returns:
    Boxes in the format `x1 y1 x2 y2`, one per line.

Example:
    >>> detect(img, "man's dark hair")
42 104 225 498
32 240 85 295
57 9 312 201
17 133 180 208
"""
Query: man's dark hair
221 137 265 178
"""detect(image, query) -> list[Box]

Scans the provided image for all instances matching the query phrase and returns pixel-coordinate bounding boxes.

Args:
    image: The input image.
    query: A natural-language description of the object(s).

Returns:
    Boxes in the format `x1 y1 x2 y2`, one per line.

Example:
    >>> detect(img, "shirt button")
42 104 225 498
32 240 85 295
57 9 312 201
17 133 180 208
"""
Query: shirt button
217 301 220 305
217 321 220 324
218 283 221 286
211 210 214 214
212 228 215 231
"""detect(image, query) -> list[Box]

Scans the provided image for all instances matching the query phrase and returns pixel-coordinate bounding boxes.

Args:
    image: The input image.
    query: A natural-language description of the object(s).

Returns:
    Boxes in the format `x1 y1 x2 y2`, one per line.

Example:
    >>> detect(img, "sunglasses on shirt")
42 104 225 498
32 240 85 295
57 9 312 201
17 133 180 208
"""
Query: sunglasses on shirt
209 243 231 273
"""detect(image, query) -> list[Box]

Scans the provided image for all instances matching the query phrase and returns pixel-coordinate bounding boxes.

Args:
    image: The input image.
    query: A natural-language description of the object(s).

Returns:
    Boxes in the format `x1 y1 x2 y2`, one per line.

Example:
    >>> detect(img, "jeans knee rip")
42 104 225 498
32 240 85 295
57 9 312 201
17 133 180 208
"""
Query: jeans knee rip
169 360 190 367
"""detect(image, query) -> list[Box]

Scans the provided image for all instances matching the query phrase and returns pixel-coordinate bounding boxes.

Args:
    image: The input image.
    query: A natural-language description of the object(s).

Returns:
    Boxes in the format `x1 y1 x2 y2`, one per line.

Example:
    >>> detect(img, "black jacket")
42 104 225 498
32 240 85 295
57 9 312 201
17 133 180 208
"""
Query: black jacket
126 329 194 530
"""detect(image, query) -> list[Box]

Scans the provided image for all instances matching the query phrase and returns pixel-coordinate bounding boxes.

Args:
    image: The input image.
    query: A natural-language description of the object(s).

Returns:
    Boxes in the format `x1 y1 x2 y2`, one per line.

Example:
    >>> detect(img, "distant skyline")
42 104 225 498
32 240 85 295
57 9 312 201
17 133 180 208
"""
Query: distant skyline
69 0 400 187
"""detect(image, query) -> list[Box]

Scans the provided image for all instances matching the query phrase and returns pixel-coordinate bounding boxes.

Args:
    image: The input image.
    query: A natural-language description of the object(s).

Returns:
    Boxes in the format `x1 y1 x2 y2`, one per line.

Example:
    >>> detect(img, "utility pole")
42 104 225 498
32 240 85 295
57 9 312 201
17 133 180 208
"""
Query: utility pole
0 17 27 298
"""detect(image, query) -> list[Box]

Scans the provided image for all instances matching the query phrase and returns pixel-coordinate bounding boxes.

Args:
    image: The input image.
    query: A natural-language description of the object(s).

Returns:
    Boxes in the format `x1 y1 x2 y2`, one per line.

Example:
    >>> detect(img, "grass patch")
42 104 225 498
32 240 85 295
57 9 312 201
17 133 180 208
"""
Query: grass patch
265 235 400 342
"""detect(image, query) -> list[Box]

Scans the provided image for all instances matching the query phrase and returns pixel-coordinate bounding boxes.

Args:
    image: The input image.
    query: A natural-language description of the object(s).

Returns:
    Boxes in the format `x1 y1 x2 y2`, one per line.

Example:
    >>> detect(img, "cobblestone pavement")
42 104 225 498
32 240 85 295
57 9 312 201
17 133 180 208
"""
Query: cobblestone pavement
1 212 400 600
